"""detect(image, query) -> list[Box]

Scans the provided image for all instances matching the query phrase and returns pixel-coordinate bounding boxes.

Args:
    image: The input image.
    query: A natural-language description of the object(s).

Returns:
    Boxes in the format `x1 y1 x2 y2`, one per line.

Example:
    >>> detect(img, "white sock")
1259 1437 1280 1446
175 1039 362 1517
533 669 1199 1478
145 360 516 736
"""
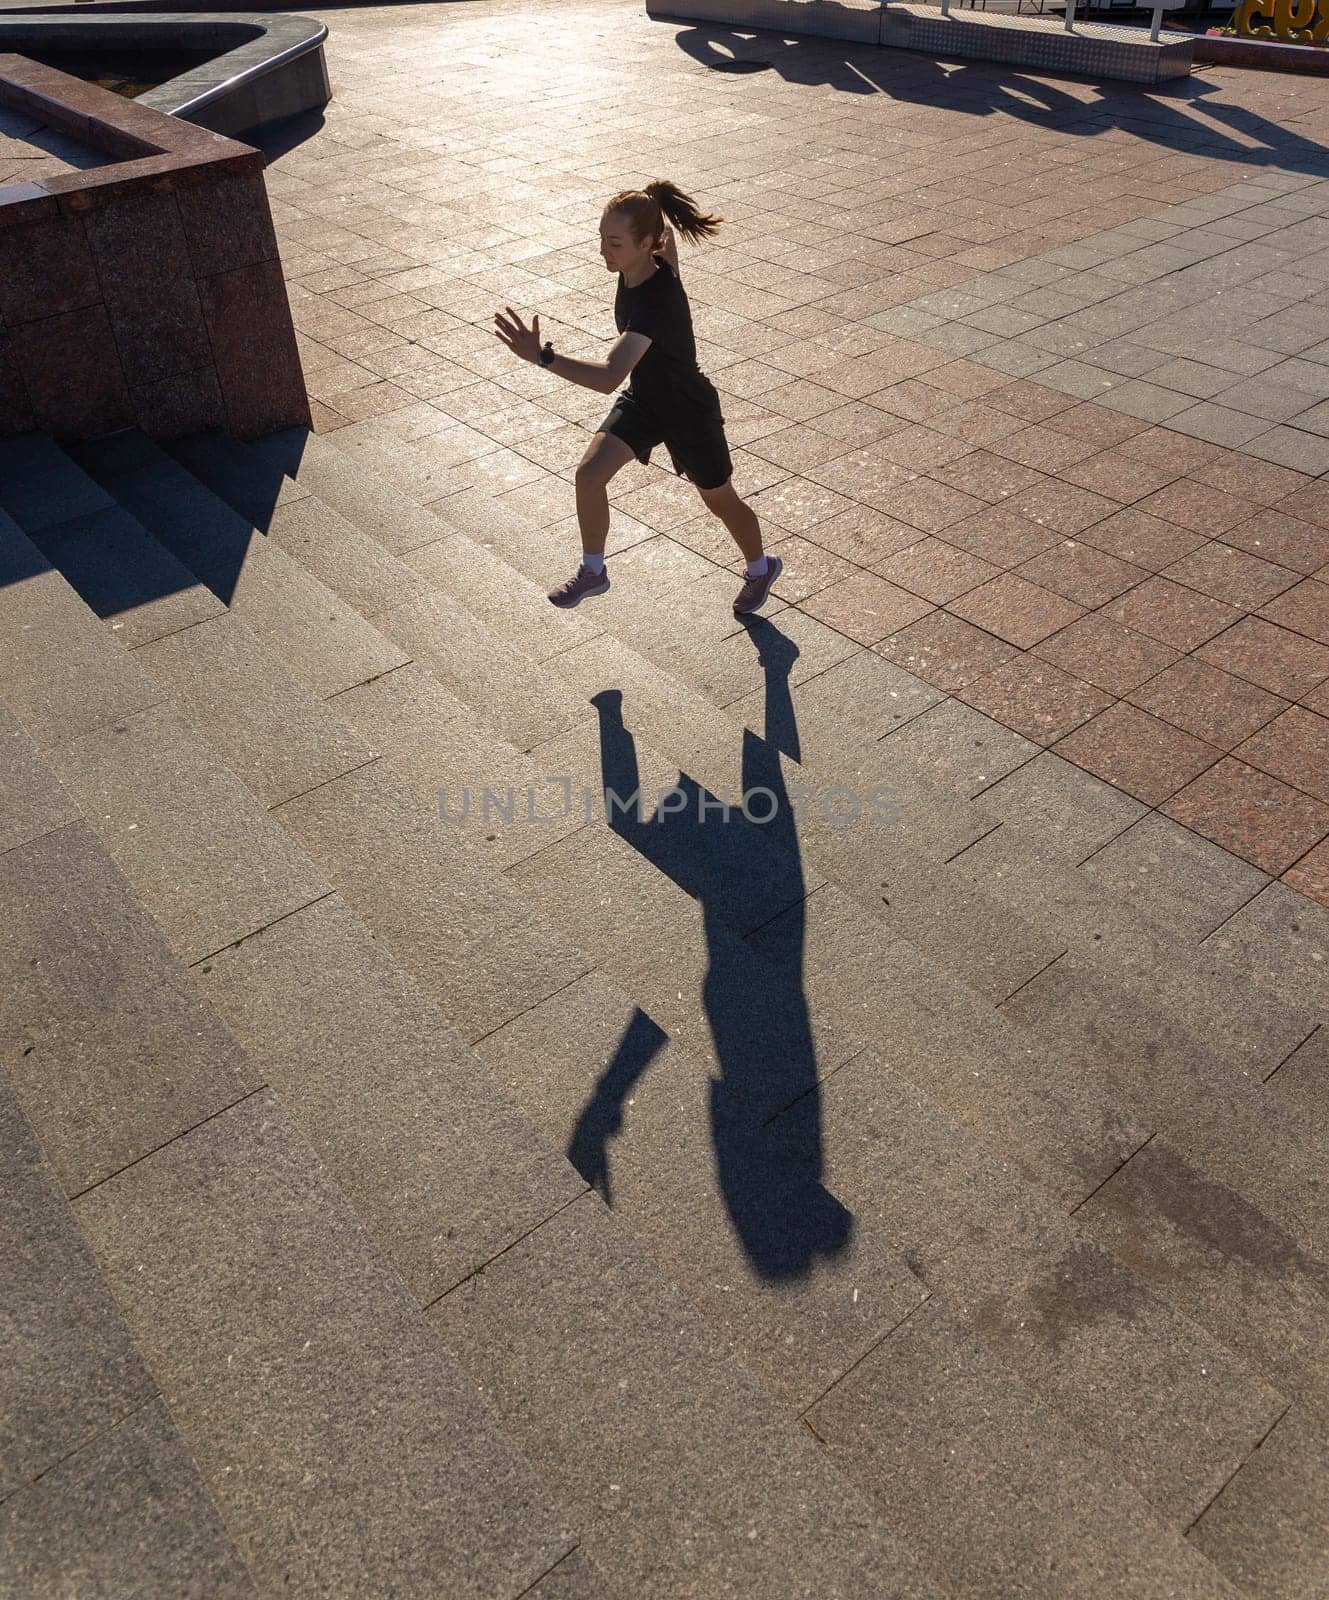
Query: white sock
582 553 605 575
745 556 768 579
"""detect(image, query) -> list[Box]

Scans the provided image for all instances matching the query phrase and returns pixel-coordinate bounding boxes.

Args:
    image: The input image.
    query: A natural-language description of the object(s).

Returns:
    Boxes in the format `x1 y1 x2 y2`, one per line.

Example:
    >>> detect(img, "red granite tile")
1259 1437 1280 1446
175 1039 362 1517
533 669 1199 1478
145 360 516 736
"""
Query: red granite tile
1102 575 1242 652
923 358 1013 400
942 504 1061 568
1116 426 1224 474
928 401 1026 449
1233 705 1329 805
874 424 973 471
198 257 309 439
1197 617 1329 700
763 533 855 602
930 451 1047 504
1257 578 1329 648
1303 679 1329 717
888 476 987 534
870 379 957 423
874 537 1001 603
799 571 934 644
873 608 1018 691
1161 757 1329 874
1274 479 1329 530
1016 540 1148 608
987 378 1077 422
990 424 1099 473
0 213 100 326
1042 401 1150 448
1284 836 1329 908
947 571 1085 647
1193 453 1309 507
133 365 226 439
1005 480 1119 536
0 328 33 434
1063 451 1179 504
1127 657 1289 750
9 304 133 441
803 503 921 565
957 653 1113 746
1159 542 1300 611
174 172 279 278
747 475 853 534
1077 507 1206 572
1054 702 1222 806
1135 479 1257 537
1034 613 1180 696
1222 509 1329 576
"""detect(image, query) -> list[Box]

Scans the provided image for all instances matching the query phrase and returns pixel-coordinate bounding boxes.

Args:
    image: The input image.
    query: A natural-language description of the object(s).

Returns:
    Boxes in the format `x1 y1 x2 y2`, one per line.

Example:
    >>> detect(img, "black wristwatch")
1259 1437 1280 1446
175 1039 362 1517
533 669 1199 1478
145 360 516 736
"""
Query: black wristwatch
538 340 555 367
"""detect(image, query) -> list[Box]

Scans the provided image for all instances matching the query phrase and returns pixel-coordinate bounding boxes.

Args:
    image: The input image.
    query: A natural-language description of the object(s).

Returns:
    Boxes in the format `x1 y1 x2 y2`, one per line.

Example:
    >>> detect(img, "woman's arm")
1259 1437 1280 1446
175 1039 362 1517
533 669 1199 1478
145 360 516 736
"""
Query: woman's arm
494 309 649 394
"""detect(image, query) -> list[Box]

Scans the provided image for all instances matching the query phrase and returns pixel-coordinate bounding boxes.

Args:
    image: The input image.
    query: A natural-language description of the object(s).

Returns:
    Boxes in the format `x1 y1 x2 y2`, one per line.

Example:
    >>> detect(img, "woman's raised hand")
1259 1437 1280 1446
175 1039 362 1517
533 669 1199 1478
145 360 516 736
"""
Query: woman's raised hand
494 306 541 363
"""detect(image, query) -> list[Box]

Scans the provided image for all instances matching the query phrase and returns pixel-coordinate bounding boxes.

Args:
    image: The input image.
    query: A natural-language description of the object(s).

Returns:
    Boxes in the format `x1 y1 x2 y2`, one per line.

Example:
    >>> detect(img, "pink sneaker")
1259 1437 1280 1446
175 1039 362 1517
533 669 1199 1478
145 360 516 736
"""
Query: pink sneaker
548 562 610 608
733 555 782 615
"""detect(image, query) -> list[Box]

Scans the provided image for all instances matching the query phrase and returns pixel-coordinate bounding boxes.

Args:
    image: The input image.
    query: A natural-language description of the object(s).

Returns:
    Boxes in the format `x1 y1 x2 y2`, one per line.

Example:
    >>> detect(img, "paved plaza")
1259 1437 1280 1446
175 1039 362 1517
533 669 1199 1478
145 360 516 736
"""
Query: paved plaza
279 2 1329 903
5 3 1329 1596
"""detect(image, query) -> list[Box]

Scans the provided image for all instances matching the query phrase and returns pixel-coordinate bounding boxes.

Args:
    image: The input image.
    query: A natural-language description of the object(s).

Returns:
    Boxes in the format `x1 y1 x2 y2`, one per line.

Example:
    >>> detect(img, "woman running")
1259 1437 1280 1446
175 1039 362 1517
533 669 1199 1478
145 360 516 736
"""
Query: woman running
494 179 782 616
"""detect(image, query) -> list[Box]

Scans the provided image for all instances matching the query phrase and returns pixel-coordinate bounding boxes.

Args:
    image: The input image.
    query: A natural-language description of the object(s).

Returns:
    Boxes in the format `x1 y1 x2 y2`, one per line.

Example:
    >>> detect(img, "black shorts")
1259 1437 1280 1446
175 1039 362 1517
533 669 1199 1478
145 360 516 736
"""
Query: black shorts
599 392 733 492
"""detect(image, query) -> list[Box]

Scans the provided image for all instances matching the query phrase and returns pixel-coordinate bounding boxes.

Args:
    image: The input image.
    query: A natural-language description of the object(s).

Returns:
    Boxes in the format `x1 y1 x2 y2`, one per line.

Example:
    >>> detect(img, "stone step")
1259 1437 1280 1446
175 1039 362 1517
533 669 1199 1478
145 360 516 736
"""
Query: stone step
766 1047 1289 1533
64 434 408 700
91 432 1317 1555
41 444 940 1427
428 1191 949 1600
0 510 164 751
804 1298 1241 1600
0 1074 256 1594
71 1090 584 1599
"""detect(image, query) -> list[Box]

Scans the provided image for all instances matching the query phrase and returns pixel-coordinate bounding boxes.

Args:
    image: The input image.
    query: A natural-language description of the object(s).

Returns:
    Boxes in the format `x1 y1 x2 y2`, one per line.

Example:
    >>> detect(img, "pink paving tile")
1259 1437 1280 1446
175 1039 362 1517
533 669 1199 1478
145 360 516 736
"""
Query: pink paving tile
1274 478 1329 530
1134 479 1257 537
942 504 1064 569
1034 613 1181 697
922 359 1013 400
887 476 988 535
986 378 1078 423
1016 540 1149 608
928 401 1027 450
1223 508 1329 576
1005 480 1119 536
1116 426 1224 475
803 503 923 566
764 534 857 602
1159 542 1300 612
1193 453 1310 507
747 477 856 534
1161 757 1329 875
1284 835 1329 909
957 653 1114 746
1303 678 1329 717
930 451 1048 505
1101 575 1244 652
1126 657 1289 751
1257 578 1329 649
869 379 958 423
1042 401 1150 448
990 424 1100 473
873 537 1002 604
1077 507 1207 572
873 609 1019 692
1197 616 1329 700
946 571 1085 648
1054 701 1222 807
799 571 935 644
1233 705 1329 805
1062 451 1179 505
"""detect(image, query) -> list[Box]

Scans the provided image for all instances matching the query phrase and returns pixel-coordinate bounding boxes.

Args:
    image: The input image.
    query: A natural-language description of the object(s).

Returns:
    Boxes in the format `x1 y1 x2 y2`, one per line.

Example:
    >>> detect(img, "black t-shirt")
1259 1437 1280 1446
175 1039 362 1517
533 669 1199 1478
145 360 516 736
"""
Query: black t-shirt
614 259 721 433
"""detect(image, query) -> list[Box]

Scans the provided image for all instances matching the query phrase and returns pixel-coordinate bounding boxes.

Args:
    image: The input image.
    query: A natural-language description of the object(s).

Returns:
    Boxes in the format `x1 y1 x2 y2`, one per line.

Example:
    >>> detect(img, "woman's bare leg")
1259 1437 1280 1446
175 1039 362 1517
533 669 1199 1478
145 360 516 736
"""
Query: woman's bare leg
574 431 637 559
698 478 764 564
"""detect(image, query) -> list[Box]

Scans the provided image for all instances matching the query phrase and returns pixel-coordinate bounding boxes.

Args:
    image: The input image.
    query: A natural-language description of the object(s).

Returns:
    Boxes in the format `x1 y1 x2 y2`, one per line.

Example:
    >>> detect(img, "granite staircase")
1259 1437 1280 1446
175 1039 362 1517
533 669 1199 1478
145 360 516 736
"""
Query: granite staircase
2 417 1328 1599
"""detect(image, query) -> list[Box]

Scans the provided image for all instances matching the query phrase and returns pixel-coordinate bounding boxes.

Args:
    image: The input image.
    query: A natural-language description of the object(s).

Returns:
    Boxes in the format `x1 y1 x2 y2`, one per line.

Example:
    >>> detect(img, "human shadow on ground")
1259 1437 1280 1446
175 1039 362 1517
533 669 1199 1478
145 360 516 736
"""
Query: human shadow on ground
563 621 853 1280
672 22 1329 172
